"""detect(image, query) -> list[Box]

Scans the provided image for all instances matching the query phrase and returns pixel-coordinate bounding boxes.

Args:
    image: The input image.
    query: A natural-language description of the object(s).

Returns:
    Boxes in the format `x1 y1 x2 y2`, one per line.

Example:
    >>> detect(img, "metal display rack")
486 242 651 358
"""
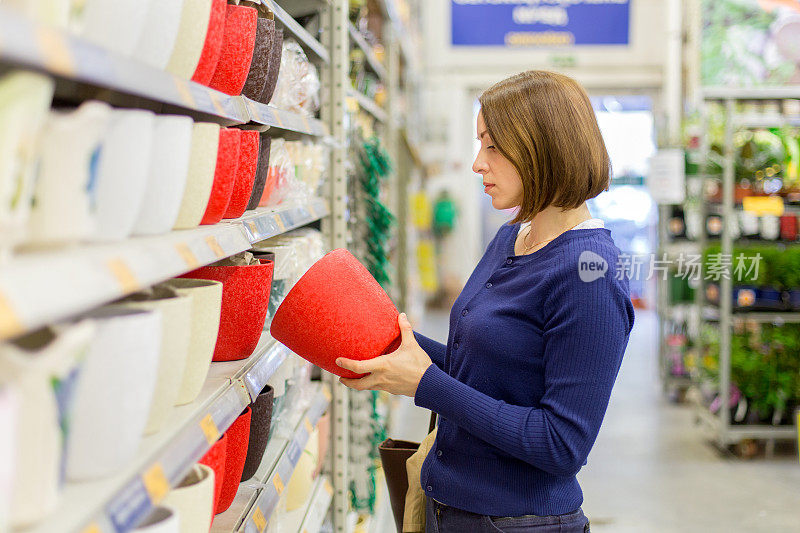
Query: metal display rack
0 0 423 530
694 88 800 447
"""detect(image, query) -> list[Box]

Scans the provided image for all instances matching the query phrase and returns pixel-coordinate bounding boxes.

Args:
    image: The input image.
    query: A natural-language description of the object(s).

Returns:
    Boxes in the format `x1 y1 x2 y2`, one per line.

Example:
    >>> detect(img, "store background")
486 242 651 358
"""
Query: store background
0 1 799 532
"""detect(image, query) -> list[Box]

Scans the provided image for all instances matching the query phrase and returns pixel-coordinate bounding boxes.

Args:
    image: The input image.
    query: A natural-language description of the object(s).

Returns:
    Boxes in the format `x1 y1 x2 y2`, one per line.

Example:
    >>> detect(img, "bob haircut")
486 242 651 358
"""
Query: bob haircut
478 70 611 224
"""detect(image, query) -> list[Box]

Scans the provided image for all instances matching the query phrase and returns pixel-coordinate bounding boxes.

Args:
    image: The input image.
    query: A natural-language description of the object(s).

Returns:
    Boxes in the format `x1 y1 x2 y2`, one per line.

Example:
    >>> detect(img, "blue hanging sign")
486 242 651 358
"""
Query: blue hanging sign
451 1 630 47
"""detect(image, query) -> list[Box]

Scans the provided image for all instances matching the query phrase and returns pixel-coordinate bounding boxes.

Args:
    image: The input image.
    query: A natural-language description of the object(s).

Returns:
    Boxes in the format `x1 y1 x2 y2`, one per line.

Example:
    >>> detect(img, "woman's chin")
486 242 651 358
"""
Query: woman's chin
490 197 513 210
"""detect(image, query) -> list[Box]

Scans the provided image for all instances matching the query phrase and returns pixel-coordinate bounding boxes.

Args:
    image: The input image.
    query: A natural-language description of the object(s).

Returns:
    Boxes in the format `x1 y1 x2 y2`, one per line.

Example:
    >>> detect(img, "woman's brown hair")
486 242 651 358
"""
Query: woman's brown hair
478 70 611 224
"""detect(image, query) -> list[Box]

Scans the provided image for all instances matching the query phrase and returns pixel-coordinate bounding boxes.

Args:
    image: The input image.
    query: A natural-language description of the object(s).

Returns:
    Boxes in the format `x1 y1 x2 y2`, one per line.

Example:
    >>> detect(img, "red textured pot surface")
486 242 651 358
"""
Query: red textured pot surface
780 215 798 241
216 407 251 514
208 5 258 96
181 260 273 361
200 128 240 225
223 130 259 219
191 0 226 85
199 432 227 515
270 249 401 379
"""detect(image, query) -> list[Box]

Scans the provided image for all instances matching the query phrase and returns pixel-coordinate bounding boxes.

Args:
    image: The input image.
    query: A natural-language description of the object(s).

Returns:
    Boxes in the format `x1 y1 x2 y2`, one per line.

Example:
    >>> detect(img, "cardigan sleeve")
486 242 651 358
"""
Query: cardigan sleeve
414 332 447 370
414 273 633 477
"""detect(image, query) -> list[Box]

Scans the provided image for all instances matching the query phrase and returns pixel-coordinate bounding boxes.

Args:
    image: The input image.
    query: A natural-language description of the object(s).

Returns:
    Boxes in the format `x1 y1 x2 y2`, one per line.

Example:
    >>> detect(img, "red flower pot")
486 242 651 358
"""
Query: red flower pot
182 259 273 361
216 406 251 514
223 130 259 219
191 0 227 86
270 249 401 379
200 128 240 225
209 5 258 96
199 432 227 514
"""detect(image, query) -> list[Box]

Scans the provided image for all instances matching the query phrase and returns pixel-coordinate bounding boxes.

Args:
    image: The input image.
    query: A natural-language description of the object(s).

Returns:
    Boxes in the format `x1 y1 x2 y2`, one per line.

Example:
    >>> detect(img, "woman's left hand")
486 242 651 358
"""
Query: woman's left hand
336 313 432 397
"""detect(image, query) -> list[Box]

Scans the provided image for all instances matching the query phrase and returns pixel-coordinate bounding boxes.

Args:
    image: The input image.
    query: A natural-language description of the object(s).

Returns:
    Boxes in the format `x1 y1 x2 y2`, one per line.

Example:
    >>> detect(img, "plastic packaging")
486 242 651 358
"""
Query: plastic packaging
271 39 320 116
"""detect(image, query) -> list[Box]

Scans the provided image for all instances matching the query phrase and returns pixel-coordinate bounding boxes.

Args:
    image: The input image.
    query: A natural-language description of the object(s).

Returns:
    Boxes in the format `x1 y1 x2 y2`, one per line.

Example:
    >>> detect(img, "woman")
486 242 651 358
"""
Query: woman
337 70 634 533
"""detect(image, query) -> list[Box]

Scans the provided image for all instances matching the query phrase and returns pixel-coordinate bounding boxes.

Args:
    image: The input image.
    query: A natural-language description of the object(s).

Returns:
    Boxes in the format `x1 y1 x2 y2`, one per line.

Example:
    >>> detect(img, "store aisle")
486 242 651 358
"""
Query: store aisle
383 310 800 533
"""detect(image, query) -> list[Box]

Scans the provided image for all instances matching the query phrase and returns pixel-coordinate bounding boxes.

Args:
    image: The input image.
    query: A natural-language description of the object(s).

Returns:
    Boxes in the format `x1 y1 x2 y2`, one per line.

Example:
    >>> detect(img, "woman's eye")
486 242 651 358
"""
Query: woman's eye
487 145 495 150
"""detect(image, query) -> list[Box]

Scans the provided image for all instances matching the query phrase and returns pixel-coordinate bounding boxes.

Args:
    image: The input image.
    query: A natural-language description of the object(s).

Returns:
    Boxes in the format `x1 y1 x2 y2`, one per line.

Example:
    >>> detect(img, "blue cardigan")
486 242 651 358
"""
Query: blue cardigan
413 223 634 517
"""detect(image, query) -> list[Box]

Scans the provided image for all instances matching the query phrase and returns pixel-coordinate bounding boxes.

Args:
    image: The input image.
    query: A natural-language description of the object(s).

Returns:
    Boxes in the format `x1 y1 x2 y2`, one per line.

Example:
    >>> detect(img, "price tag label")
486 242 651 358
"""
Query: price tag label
300 115 311 133
323 479 333 496
322 387 332 402
107 259 139 293
252 507 267 532
274 215 286 232
742 196 785 217
303 417 313 434
174 78 196 108
205 236 225 258
142 463 169 504
246 220 258 235
80 523 102 533
37 27 75 76
209 91 225 116
272 473 284 494
0 290 23 339
175 243 199 269
199 414 220 445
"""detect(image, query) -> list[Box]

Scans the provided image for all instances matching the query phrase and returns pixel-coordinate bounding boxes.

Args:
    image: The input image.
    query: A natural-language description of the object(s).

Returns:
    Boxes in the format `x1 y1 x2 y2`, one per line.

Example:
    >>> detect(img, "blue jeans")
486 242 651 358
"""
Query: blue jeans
425 498 590 533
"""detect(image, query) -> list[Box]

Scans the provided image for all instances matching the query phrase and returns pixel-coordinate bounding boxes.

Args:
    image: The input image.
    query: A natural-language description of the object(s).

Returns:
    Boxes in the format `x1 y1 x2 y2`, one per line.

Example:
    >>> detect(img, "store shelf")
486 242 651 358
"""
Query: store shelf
28 334 288 533
261 0 329 64
348 23 387 81
347 88 387 122
691 393 797 444
0 7 249 125
703 87 800 100
211 385 331 532
376 0 418 73
702 307 800 324
243 97 329 137
0 200 328 341
734 114 800 129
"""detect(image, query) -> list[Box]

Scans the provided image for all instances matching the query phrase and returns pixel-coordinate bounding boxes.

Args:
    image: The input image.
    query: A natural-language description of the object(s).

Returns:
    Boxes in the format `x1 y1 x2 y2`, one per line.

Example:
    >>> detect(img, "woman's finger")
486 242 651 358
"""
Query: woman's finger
339 374 380 391
398 312 414 344
336 356 381 374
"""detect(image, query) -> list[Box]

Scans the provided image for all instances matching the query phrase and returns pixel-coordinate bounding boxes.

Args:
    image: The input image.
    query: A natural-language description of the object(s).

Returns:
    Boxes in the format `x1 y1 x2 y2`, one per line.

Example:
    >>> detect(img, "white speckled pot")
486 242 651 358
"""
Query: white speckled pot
163 464 214 533
167 0 213 79
79 0 152 57
157 278 222 405
66 308 161 480
134 0 184 70
132 115 194 236
173 122 220 229
110 287 192 434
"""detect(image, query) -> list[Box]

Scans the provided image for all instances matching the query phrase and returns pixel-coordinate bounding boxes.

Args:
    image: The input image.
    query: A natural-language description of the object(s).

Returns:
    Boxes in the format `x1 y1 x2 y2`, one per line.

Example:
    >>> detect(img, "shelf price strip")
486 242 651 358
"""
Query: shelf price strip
175 243 199 269
173 78 197 108
205 235 225 258
142 462 169 505
252 506 267 532
0 290 23 339
199 414 220 445
36 26 75 76
107 258 139 293
80 523 102 533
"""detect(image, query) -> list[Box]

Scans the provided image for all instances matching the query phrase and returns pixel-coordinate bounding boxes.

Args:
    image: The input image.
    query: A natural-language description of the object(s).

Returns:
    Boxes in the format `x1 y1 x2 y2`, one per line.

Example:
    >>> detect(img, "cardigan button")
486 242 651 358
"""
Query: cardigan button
453 342 459 349
437 450 442 457
506 258 513 265
461 309 468 317
486 282 492 288
427 486 433 492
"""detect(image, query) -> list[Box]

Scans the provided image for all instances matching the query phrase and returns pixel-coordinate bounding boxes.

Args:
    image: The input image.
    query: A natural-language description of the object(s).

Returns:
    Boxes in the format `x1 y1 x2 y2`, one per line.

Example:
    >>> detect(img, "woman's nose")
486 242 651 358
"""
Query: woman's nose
472 154 488 175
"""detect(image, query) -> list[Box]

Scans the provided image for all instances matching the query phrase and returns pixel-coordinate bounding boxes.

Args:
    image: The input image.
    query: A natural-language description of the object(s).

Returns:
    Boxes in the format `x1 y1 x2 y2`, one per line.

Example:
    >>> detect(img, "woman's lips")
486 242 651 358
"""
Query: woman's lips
484 183 495 193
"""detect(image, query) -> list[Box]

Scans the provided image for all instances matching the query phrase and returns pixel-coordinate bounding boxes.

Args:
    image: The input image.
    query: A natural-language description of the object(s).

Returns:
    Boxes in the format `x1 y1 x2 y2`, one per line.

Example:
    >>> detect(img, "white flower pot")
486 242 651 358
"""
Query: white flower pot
134 506 180 533
157 279 222 405
167 0 214 79
80 0 152 57
91 109 155 242
66 308 161 480
0 386 16 533
0 321 94 527
134 0 184 70
111 287 192 434
3 0 71 28
163 464 214 533
26 101 112 247
173 122 220 229
0 71 54 260
133 115 194 236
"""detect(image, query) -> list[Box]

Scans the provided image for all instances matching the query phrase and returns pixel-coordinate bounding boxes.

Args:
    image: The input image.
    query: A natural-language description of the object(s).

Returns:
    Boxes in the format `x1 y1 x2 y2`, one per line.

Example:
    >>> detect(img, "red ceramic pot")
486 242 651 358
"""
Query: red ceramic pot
208 5 258 96
182 259 273 361
191 0 227 86
270 249 401 379
223 130 259 219
198 432 227 514
216 406 251 514
200 128 240 225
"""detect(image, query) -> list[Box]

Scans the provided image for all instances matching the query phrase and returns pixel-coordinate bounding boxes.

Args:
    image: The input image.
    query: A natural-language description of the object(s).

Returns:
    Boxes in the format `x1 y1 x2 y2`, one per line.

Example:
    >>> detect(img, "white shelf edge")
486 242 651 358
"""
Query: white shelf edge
287 474 333 533
0 200 328 341
242 98 329 137
347 88 387 123
703 86 800 100
261 0 329 63
348 23 387 81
